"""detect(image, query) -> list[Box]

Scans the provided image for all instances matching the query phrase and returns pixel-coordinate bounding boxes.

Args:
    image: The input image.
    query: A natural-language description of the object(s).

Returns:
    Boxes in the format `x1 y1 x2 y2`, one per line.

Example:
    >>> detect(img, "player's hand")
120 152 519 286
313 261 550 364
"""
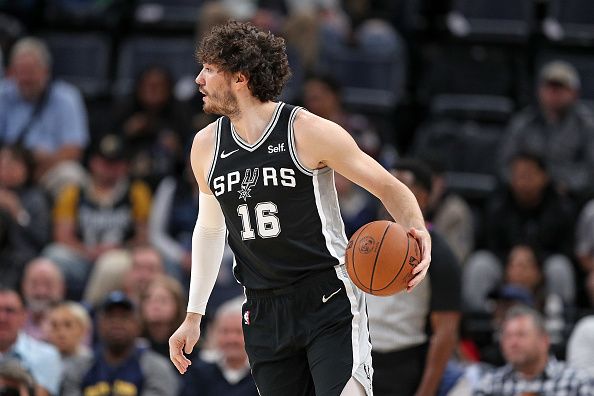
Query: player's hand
407 227 431 292
169 313 202 374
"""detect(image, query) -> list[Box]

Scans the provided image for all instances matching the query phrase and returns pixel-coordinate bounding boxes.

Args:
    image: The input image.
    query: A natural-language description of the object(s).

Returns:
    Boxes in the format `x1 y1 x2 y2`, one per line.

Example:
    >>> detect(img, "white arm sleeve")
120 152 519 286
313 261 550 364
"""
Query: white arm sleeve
187 192 227 315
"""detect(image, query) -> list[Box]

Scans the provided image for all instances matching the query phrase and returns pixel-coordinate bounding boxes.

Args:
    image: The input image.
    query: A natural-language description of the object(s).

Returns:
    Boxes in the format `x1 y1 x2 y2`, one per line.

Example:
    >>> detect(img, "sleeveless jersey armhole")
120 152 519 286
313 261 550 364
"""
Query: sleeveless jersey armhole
288 106 315 176
206 118 222 186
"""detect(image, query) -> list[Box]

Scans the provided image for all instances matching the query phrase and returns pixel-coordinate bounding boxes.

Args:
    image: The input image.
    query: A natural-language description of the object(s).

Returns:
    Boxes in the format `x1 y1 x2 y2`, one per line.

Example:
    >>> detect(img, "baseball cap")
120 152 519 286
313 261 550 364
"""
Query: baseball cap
539 61 581 90
93 134 127 161
488 284 535 307
99 290 135 312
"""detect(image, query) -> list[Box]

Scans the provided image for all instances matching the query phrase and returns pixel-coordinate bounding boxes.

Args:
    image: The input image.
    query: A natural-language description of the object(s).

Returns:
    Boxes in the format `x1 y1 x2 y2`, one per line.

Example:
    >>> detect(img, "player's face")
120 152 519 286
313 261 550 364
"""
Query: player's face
195 63 239 116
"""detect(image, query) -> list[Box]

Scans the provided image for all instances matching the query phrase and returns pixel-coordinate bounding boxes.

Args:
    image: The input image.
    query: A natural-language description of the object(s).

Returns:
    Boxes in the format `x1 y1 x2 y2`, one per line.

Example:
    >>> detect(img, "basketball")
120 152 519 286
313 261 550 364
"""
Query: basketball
345 220 421 296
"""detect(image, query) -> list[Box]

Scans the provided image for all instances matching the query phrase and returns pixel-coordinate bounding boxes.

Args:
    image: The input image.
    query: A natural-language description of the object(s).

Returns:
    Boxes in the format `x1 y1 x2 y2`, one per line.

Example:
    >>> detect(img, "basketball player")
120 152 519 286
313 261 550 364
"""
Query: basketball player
169 21 432 396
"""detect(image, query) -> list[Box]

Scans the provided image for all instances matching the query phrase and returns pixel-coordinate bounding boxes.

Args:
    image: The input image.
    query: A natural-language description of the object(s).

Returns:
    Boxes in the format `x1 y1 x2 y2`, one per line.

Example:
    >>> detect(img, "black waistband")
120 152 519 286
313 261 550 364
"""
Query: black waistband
244 267 338 298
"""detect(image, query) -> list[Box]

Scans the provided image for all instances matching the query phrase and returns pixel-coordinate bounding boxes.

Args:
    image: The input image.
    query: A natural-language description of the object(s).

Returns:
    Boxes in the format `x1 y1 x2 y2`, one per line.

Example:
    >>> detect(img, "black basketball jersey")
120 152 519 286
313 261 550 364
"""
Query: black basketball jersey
207 102 348 289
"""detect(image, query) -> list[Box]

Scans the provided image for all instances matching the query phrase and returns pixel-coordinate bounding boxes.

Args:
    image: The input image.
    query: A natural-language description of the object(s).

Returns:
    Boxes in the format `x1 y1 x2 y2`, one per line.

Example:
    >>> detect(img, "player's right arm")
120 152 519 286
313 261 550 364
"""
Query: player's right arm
169 122 227 374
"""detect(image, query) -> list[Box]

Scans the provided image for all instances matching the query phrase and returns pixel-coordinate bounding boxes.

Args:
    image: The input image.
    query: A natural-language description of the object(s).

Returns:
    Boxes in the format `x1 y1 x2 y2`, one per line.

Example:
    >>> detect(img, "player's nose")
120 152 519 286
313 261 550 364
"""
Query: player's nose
195 70 205 86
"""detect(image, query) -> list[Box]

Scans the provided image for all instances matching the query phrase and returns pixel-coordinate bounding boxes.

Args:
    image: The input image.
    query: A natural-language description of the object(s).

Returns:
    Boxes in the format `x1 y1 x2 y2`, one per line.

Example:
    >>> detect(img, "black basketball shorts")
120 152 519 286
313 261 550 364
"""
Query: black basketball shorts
242 264 373 396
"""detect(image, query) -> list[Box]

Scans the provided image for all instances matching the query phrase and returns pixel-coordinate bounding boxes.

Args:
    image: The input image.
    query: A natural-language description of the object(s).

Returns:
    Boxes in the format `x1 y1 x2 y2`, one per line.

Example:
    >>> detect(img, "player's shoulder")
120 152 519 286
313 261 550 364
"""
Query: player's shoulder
191 120 219 156
192 119 219 145
294 107 335 129
293 107 344 143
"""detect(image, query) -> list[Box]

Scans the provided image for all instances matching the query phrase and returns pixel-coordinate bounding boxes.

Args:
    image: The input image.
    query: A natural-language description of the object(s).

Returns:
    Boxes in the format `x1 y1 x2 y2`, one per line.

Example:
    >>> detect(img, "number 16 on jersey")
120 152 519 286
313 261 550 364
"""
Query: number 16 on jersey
237 202 281 240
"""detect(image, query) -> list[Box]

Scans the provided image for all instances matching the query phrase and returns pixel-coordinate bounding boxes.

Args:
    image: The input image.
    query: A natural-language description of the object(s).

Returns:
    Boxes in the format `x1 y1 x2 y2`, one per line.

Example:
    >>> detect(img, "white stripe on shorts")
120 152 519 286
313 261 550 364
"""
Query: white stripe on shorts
334 264 374 396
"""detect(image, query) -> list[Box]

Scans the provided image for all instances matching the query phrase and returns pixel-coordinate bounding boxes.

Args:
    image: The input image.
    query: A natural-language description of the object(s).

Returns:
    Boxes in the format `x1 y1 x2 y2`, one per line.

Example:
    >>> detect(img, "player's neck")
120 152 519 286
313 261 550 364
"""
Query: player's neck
229 99 278 145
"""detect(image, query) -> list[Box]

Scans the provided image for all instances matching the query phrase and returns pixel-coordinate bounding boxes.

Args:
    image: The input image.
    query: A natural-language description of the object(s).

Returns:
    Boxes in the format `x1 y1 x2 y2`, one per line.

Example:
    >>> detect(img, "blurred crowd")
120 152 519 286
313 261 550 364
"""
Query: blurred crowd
1 0 594 395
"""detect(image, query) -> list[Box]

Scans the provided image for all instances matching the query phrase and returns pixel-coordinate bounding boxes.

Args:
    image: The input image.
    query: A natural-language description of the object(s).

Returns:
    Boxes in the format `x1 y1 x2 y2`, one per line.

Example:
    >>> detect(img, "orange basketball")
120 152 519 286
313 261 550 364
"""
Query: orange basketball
345 220 421 296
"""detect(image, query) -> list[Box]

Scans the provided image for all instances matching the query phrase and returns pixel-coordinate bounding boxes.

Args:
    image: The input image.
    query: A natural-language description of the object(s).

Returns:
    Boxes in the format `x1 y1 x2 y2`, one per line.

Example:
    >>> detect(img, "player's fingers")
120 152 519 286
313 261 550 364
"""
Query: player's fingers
409 228 431 275
169 335 190 373
407 266 428 291
184 335 198 355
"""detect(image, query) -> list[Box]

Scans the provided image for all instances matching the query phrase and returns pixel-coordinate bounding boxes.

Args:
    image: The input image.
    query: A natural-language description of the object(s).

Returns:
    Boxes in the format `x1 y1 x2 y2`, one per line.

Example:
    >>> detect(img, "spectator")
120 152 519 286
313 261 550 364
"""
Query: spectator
463 152 576 311
499 60 594 197
181 297 258 396
0 359 35 396
61 291 178 396
113 66 190 188
44 301 92 373
504 245 566 349
122 245 165 305
0 145 50 288
567 315 594 378
82 245 164 310
475 305 593 395
367 159 462 396
0 287 62 396
139 275 185 358
474 284 539 367
0 37 89 197
469 245 567 365
43 134 151 300
20 258 65 340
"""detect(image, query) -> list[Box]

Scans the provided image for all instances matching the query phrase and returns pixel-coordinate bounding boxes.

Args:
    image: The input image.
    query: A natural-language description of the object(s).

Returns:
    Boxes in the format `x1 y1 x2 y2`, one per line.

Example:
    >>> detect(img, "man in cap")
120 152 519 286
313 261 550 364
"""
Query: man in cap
499 60 594 197
61 291 178 396
42 134 152 300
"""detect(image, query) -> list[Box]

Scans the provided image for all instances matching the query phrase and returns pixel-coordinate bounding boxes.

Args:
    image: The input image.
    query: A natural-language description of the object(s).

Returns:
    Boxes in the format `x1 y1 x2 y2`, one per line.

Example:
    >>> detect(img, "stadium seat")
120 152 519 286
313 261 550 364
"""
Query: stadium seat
317 23 407 112
410 118 503 198
114 35 197 97
417 44 528 105
429 94 514 124
446 0 534 42
45 32 111 98
543 0 594 44
133 0 202 31
44 0 130 29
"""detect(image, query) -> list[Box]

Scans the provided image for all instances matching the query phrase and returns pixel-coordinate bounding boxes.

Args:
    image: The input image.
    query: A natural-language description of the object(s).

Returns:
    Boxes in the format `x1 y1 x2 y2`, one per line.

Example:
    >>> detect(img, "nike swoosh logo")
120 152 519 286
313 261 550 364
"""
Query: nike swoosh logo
322 288 342 303
221 149 239 159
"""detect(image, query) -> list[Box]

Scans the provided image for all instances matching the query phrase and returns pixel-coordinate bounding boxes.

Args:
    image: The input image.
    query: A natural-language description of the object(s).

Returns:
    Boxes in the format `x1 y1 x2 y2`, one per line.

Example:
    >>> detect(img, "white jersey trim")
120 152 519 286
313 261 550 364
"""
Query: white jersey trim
334 264 374 396
288 106 316 176
312 169 347 264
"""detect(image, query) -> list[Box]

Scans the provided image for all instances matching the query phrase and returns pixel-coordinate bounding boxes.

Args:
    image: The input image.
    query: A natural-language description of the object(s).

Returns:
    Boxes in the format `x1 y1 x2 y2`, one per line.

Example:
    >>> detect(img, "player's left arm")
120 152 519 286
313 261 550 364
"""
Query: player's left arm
293 111 431 290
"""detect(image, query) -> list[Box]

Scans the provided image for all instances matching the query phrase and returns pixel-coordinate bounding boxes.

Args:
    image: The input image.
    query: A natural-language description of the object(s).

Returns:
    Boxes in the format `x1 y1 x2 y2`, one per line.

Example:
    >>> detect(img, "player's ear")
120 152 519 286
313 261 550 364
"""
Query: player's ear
235 72 248 85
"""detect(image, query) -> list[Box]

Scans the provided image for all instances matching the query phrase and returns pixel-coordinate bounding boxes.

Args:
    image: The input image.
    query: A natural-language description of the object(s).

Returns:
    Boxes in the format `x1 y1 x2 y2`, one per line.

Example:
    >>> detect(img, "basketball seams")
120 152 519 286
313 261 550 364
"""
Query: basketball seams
347 220 416 296
369 222 392 292
374 230 411 293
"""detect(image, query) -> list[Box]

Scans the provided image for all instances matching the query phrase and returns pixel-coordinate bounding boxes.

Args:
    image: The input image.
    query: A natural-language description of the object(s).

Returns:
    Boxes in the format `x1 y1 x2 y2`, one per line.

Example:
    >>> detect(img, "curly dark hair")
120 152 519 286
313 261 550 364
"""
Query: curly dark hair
197 21 291 102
